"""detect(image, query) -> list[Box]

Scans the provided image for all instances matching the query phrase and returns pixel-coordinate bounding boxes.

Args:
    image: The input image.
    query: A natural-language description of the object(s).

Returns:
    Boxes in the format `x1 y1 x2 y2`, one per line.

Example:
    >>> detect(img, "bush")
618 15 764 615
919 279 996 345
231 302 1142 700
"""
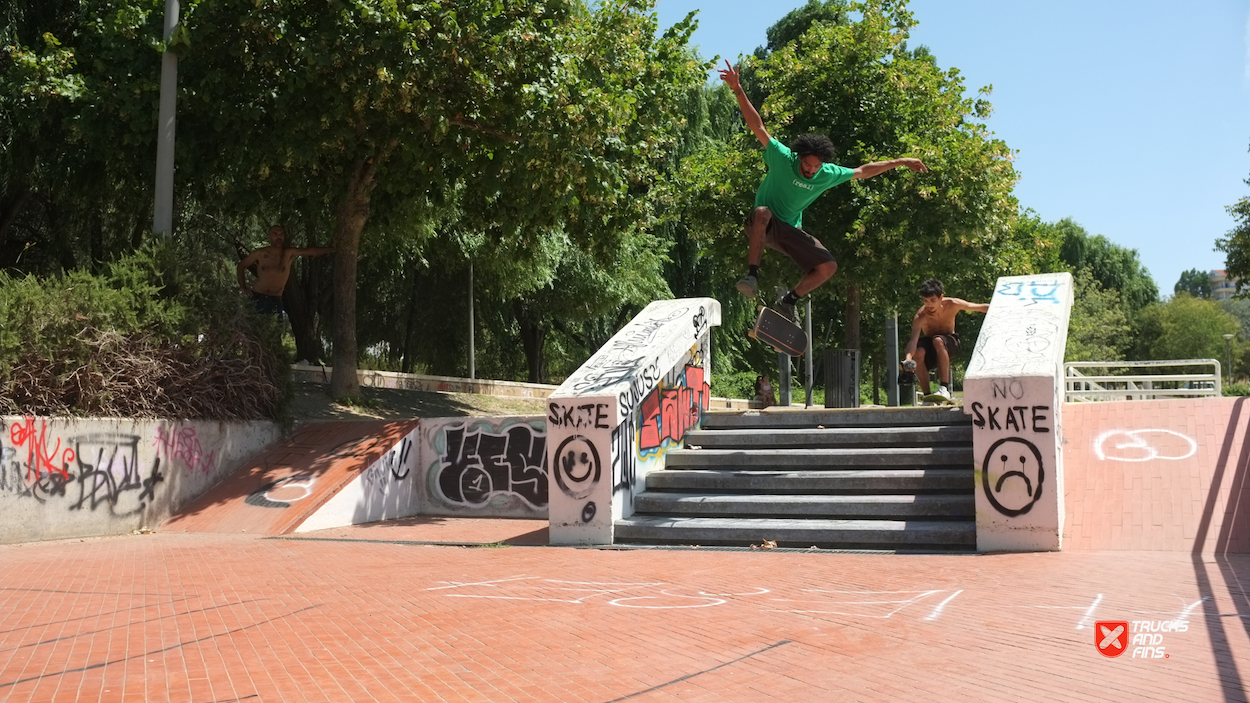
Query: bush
712 370 759 400
1223 383 1250 397
0 239 290 420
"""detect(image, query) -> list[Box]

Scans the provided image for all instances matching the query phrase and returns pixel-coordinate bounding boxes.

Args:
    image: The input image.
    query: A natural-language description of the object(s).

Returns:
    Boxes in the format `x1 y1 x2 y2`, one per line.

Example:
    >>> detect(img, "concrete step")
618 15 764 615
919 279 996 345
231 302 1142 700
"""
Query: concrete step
685 425 972 449
613 515 976 549
647 468 973 494
633 492 974 519
701 406 969 430
665 447 973 469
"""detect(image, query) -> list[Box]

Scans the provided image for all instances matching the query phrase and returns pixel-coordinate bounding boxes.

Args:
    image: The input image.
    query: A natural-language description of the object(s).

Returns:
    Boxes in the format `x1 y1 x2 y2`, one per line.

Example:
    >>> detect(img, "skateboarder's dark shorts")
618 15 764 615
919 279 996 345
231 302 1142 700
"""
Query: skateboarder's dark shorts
758 214 837 273
251 292 284 319
917 332 960 360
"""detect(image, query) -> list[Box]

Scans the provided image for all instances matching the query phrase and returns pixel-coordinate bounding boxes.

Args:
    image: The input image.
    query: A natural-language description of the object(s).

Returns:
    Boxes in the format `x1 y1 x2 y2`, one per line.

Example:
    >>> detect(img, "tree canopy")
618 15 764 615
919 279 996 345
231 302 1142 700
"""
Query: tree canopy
674 0 1045 368
1056 218 1158 313
173 0 708 396
1215 156 1250 296
1174 268 1212 299
1135 294 1240 363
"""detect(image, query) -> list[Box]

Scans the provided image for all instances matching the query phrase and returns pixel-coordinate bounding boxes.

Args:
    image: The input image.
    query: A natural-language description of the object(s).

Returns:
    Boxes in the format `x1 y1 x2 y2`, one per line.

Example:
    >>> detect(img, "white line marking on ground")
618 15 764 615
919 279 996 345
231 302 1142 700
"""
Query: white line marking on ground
425 576 533 591
925 590 963 621
1178 596 1208 620
1076 594 1103 630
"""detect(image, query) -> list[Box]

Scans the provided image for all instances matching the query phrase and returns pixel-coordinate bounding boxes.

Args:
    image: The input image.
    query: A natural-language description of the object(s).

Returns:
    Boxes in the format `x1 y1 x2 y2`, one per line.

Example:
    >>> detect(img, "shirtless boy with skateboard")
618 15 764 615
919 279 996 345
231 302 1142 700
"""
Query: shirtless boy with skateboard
236 225 334 319
903 278 989 404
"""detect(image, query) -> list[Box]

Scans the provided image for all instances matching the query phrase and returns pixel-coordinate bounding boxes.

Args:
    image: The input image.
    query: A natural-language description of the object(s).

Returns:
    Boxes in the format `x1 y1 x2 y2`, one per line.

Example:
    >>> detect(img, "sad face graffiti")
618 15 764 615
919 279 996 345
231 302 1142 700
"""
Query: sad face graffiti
982 437 1045 517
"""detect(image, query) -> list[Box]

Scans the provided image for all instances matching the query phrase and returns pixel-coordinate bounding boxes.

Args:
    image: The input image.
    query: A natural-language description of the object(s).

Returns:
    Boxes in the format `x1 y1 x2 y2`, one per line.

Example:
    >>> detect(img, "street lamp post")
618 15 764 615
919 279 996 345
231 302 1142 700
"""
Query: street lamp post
1223 333 1234 386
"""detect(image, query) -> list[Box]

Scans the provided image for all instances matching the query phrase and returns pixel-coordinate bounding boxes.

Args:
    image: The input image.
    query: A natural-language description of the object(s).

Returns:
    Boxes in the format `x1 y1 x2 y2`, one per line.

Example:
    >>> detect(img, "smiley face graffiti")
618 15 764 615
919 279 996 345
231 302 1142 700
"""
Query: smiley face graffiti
553 435 601 500
982 437 1045 517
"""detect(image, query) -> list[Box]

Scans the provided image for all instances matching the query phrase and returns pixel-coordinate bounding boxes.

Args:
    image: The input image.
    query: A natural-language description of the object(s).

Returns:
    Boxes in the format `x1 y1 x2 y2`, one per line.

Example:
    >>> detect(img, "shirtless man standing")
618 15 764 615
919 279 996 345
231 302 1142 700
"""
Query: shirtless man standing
236 225 334 318
903 278 989 402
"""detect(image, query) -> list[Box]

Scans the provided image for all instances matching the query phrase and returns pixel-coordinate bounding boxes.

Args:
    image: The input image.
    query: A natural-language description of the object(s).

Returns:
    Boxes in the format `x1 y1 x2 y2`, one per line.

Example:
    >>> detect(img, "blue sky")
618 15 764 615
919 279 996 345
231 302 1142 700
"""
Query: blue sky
654 0 1250 296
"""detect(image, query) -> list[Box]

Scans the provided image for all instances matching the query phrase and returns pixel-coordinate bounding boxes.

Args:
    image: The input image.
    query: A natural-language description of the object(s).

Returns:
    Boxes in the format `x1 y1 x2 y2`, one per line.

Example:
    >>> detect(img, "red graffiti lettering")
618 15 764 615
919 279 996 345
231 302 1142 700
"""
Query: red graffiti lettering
638 365 711 452
153 426 217 474
8 417 74 482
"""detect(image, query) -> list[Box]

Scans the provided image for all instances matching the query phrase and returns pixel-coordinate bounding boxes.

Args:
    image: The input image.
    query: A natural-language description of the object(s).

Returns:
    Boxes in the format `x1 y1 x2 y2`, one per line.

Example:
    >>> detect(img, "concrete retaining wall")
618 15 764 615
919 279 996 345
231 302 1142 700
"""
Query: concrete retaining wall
419 416 548 518
1 416 280 544
293 416 548 532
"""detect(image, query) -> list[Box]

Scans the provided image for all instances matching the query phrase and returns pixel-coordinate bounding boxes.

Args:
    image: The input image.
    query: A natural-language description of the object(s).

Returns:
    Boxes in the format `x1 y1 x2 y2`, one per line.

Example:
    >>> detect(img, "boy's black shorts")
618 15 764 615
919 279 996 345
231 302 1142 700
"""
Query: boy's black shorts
917 332 960 359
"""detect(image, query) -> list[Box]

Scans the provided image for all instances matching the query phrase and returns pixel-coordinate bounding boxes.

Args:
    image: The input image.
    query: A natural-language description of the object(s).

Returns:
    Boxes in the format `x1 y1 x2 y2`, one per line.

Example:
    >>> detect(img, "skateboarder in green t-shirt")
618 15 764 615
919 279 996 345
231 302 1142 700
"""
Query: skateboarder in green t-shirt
719 60 929 321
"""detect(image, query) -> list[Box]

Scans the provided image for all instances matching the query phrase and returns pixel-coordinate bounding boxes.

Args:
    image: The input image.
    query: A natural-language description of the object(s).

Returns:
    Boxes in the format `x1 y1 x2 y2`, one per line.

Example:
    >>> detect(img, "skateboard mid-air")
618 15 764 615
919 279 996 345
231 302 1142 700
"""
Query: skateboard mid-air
749 306 807 357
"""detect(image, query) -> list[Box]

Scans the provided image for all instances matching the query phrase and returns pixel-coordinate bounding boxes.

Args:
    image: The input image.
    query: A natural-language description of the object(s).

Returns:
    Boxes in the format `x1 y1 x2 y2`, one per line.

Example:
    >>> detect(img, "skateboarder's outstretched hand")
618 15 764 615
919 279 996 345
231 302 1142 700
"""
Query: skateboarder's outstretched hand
717 60 742 92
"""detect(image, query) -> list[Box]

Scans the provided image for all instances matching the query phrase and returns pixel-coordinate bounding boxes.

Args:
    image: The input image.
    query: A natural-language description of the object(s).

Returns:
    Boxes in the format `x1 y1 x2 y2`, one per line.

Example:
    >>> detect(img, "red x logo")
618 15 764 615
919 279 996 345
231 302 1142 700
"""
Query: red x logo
1095 621 1129 657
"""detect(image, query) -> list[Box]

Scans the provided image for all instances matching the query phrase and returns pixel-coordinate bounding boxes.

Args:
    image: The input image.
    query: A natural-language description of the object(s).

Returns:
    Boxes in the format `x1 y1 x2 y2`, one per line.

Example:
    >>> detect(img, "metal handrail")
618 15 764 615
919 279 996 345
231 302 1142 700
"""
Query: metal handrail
1064 359 1222 402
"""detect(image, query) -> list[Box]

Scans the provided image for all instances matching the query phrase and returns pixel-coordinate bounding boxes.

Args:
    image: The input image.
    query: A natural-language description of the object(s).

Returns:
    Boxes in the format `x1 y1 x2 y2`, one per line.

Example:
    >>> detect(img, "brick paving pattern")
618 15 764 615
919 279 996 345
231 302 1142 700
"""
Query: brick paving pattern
2 525 1247 702
1062 398 1250 553
4 398 1249 701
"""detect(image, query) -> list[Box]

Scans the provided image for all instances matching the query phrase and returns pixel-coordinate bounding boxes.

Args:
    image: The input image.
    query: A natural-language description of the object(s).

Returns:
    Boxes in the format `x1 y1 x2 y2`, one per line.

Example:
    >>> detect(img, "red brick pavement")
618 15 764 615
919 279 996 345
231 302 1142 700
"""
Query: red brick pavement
2 525 1248 702
1063 398 1250 554
164 420 419 536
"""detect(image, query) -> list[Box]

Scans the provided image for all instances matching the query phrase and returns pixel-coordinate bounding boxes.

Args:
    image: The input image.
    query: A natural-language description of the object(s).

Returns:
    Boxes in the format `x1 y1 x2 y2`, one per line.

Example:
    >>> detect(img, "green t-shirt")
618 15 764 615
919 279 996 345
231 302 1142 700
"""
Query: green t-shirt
754 138 855 229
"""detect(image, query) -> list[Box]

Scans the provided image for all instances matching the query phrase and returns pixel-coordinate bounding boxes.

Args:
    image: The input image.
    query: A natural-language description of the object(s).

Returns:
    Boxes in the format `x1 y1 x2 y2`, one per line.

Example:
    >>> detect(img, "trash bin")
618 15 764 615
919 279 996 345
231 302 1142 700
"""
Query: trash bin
824 349 860 408
898 370 917 406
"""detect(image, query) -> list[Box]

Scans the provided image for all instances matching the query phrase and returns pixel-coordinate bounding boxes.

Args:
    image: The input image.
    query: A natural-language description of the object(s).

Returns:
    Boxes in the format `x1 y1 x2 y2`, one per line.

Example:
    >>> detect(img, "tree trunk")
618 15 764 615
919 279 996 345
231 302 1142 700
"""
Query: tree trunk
0 184 31 243
329 157 378 400
400 266 421 374
283 271 321 364
844 283 861 351
513 300 546 384
89 211 104 273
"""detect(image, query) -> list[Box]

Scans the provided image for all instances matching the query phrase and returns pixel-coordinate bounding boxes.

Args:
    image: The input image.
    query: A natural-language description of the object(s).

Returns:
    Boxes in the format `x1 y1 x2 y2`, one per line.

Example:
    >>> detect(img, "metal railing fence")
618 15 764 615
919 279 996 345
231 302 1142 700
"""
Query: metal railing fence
1064 359 1222 402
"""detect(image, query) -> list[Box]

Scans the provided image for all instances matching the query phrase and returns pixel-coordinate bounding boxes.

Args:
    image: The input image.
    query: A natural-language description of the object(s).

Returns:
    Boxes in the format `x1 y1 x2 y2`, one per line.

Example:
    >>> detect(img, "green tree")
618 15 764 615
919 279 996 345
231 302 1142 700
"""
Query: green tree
677 0 1038 360
1174 267 1212 298
176 0 706 398
1215 161 1250 295
1136 294 1240 362
1065 268 1131 362
755 0 848 57
1056 218 1158 313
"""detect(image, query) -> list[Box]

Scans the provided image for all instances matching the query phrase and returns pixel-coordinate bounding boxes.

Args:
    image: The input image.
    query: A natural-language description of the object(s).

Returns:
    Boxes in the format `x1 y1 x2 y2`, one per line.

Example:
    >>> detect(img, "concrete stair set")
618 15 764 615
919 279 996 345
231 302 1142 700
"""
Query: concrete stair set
615 407 976 551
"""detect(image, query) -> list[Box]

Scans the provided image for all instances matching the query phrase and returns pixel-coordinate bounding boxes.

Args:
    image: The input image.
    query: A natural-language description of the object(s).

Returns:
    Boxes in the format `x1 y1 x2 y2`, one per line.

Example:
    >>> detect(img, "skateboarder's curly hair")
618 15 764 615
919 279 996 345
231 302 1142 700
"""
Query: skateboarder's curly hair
790 133 837 162
919 278 944 298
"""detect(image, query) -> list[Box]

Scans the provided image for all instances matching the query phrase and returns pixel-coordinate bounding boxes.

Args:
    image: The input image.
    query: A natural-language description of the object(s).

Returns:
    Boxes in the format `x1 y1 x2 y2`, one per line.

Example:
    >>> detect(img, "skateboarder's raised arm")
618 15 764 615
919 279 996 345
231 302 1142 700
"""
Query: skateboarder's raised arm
718 61 770 147
947 297 990 314
852 158 929 179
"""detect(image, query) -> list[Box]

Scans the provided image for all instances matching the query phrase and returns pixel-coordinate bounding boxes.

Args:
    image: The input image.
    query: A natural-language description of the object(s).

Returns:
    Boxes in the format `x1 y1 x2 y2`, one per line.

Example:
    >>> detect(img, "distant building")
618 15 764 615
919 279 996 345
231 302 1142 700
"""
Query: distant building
1211 269 1241 300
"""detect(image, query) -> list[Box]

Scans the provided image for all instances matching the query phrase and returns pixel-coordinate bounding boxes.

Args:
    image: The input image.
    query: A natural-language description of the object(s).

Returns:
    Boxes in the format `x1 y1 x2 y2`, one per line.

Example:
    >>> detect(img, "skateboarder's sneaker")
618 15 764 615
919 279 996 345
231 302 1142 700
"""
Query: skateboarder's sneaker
736 274 759 298
921 386 955 406
773 293 796 323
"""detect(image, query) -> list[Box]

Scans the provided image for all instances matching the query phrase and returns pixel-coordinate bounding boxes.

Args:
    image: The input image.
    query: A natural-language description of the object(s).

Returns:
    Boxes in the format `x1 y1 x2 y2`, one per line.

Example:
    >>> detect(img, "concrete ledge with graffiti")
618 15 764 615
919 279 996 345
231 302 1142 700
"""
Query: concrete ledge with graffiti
1 416 280 544
963 272 1074 552
545 298 721 545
